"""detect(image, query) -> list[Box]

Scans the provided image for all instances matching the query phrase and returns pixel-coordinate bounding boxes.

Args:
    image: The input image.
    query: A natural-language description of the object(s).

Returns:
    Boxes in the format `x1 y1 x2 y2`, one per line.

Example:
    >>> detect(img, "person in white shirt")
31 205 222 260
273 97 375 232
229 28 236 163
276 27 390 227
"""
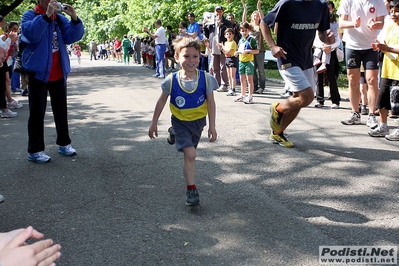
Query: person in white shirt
144 20 167 78
338 0 388 128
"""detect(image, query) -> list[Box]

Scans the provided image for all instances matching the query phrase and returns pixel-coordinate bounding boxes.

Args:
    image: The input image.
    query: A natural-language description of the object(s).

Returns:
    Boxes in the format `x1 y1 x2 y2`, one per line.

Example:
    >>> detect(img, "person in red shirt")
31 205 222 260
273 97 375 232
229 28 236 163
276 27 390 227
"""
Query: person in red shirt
114 37 122 63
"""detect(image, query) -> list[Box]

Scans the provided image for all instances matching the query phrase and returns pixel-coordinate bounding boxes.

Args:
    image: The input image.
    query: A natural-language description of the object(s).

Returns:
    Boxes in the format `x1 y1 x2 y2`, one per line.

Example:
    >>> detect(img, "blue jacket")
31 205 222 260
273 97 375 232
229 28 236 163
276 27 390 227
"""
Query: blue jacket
21 10 84 82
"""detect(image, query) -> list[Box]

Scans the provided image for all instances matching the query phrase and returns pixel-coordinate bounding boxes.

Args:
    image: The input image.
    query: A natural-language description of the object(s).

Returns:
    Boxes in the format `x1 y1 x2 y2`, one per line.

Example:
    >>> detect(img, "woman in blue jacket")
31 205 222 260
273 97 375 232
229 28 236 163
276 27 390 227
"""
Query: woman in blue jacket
21 0 84 163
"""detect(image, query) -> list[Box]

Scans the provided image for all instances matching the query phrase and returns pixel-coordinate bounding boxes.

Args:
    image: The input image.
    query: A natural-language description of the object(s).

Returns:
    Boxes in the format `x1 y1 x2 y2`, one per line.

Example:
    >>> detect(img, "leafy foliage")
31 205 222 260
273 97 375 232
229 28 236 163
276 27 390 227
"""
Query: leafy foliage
1 0 342 46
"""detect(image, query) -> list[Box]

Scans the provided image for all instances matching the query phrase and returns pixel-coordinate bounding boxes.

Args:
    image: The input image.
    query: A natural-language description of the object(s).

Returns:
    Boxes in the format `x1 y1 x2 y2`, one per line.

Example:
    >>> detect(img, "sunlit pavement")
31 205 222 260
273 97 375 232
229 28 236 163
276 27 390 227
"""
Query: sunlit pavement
1 54 398 266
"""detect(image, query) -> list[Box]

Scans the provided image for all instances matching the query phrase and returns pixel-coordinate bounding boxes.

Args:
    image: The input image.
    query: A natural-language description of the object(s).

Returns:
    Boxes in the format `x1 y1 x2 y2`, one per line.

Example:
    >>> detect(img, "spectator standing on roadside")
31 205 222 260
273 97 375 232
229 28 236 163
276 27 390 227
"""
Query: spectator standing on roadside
89 39 97 60
369 0 399 140
114 37 122 63
186 12 201 39
338 0 387 128
242 0 267 94
204 6 233 92
144 19 167 79
21 0 84 163
122 35 130 65
134 35 141 64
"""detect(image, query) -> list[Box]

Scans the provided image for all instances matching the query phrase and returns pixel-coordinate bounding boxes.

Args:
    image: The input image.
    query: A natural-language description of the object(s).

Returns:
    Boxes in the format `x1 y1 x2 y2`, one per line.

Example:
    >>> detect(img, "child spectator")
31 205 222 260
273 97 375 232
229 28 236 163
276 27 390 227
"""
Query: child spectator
219 28 237 96
234 22 259 104
148 37 217 206
73 43 81 64
370 0 399 140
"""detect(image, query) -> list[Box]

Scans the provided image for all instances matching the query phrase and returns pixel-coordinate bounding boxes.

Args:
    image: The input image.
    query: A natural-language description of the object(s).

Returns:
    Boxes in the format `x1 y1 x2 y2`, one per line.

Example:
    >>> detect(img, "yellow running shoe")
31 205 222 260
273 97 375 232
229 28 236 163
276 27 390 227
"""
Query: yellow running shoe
270 102 283 134
269 131 293 148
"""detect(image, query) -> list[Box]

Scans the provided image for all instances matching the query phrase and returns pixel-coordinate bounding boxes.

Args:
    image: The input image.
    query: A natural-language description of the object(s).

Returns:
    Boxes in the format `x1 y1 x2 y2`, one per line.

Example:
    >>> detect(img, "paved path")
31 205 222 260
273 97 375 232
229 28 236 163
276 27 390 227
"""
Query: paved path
1 55 398 265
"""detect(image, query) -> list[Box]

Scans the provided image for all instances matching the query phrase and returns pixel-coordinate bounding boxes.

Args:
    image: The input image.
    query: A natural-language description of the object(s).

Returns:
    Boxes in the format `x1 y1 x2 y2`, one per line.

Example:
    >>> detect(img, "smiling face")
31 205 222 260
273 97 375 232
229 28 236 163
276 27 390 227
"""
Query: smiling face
175 47 200 73
390 6 399 23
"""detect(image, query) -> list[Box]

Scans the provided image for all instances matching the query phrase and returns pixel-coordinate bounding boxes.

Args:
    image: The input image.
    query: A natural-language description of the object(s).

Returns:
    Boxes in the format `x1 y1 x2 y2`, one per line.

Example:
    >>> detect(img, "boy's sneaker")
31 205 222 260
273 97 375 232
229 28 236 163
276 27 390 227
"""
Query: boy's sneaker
216 85 228 92
7 100 23 109
360 105 368 115
269 131 293 148
314 103 324 108
1 109 18 118
167 126 175 145
280 91 292 98
244 95 254 104
255 88 264 94
385 128 399 141
58 144 77 156
152 74 159 78
22 89 29 96
331 103 339 109
234 95 245 102
270 102 283 134
341 112 361 125
186 189 200 206
366 115 378 129
28 151 51 163
226 89 236 96
368 125 389 137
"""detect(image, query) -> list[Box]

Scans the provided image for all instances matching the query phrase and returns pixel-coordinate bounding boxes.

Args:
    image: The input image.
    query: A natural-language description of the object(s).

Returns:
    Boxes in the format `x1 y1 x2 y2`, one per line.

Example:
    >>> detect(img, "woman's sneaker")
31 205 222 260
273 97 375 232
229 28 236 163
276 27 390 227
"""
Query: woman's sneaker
1 109 17 118
28 151 51 163
234 95 245 102
58 144 77 156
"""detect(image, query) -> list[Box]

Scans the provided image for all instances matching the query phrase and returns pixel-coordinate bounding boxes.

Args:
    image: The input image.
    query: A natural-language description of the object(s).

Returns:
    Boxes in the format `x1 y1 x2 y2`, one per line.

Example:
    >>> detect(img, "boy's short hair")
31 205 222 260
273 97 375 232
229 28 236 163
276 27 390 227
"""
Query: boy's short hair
390 0 399 8
187 12 195 18
327 0 335 8
225 28 234 35
240 22 253 31
173 37 201 55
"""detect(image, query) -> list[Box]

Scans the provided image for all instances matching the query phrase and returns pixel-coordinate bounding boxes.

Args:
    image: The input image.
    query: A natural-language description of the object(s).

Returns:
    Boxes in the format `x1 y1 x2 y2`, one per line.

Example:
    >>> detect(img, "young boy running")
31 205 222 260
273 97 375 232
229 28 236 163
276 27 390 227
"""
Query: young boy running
370 0 399 140
148 37 218 206
234 22 259 104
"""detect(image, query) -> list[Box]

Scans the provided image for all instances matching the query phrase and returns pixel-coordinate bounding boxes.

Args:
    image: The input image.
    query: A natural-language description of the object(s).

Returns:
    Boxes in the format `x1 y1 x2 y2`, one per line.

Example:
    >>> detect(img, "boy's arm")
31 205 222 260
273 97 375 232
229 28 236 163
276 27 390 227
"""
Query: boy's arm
148 92 169 139
207 92 217 142
372 39 399 55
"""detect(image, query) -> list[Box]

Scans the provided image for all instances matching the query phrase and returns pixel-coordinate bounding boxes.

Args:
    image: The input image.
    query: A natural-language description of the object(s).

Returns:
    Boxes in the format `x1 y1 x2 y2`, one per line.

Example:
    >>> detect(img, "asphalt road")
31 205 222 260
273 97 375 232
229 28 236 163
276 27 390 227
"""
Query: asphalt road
1 54 398 266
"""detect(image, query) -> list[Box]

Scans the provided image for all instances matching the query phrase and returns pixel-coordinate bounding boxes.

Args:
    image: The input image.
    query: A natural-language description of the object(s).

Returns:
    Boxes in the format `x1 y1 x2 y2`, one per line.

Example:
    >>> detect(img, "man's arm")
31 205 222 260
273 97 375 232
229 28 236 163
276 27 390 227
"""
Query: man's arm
260 20 286 59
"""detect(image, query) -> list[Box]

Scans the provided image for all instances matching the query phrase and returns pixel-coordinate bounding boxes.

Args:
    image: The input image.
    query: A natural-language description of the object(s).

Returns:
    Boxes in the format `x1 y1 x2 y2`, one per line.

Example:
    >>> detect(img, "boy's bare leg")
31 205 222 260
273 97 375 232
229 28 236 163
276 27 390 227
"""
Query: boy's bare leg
183 146 196 186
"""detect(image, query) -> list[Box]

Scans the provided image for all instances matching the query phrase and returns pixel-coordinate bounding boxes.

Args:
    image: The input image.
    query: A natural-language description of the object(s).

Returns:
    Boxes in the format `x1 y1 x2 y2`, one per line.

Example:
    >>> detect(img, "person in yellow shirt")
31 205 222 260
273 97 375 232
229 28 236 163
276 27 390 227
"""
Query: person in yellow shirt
220 28 237 96
370 0 399 140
